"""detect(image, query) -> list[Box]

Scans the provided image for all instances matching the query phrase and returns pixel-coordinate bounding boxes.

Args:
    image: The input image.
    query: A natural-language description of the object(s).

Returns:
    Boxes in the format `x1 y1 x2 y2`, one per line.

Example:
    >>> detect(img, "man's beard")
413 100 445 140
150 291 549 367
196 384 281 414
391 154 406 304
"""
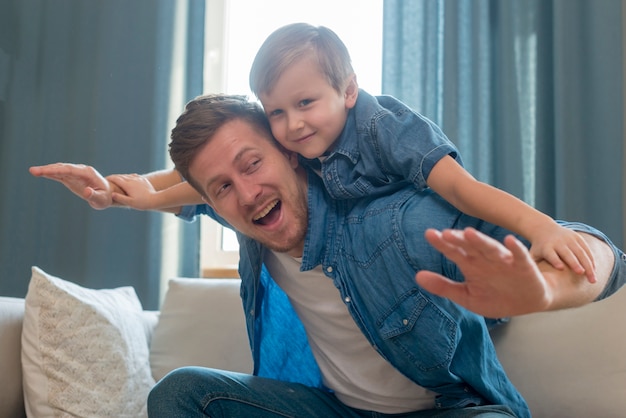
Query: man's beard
258 199 308 255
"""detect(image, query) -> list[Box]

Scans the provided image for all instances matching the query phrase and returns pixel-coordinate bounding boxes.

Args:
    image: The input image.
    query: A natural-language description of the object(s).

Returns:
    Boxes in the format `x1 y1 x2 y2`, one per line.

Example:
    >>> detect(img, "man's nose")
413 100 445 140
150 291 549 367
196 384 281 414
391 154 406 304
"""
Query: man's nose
236 178 262 206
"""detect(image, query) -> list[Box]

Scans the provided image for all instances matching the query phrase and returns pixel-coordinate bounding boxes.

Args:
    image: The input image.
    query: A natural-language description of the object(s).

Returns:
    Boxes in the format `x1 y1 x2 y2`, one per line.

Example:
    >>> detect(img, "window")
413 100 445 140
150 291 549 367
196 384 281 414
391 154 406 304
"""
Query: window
200 0 383 277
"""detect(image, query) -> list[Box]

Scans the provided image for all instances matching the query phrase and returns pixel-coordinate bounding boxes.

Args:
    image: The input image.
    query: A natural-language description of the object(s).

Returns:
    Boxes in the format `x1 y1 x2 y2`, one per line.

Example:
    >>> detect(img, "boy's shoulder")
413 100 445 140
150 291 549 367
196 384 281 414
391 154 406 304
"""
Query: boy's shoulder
355 89 412 117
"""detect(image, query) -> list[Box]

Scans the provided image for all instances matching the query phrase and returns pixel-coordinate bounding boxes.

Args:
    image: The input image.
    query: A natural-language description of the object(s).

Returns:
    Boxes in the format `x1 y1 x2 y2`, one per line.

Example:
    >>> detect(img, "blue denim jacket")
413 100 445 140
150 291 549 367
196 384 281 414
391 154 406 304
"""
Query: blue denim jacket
306 89 462 199
183 172 530 417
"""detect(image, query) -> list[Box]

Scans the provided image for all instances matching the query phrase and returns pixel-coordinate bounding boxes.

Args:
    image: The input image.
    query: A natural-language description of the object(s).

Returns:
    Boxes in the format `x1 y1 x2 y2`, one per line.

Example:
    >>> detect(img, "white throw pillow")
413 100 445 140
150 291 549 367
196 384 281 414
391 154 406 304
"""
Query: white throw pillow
150 278 253 382
21 266 155 418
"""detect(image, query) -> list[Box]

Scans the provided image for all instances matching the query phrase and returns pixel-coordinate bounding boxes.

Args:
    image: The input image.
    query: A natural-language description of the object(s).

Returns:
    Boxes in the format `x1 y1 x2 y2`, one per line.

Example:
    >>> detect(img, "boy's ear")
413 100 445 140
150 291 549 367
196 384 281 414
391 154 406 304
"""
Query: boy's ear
279 148 300 169
344 74 359 109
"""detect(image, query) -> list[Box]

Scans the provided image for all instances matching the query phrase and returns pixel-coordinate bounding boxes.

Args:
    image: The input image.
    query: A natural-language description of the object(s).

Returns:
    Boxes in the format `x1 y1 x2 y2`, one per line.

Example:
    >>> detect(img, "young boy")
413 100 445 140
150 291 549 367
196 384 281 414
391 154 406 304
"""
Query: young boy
249 22 596 282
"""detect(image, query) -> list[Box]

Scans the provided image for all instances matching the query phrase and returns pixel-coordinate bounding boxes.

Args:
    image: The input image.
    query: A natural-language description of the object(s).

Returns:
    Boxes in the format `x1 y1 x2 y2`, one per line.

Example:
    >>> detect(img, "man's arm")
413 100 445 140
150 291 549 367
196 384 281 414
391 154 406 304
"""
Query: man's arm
415 227 615 318
29 163 203 213
29 163 117 210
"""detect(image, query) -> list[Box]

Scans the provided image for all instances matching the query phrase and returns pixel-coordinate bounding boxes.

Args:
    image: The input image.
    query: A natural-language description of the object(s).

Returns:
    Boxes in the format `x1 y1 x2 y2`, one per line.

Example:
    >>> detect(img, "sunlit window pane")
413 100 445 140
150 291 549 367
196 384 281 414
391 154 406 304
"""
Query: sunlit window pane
202 0 383 265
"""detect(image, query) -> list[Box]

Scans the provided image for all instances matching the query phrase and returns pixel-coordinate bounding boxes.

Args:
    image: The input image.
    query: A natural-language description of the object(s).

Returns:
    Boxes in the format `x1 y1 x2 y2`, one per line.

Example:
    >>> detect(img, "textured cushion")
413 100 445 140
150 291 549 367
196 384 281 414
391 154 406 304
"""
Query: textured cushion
21 266 155 418
492 286 626 418
150 278 253 382
0 297 27 418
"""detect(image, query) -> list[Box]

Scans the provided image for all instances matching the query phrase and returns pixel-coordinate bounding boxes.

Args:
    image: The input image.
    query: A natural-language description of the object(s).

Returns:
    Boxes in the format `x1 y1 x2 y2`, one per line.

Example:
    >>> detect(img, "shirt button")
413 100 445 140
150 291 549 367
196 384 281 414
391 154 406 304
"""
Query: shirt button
326 266 333 273
344 296 351 303
402 319 409 326
249 309 255 316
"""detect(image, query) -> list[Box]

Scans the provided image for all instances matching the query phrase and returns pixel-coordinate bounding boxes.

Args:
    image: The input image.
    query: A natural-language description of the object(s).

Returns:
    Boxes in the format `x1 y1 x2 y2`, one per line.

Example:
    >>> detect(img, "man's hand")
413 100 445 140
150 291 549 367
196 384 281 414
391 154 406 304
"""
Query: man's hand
416 228 556 318
29 163 115 210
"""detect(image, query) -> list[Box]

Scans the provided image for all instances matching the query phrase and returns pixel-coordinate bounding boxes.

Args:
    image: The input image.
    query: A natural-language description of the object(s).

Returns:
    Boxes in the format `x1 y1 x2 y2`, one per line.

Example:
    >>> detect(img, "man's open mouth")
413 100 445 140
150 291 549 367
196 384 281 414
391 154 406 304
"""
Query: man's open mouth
253 200 281 225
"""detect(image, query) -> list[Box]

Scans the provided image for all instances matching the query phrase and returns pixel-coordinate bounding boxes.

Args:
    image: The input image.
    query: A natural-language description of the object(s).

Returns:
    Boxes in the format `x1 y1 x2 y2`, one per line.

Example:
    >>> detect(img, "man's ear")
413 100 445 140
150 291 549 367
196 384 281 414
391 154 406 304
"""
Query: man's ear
344 74 359 109
201 195 214 209
287 151 300 169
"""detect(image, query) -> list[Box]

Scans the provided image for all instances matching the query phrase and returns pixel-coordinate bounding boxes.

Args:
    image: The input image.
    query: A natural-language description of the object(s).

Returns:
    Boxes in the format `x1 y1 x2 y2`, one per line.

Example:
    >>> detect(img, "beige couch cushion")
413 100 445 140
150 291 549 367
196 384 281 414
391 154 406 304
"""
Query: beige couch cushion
492 286 626 417
149 278 253 382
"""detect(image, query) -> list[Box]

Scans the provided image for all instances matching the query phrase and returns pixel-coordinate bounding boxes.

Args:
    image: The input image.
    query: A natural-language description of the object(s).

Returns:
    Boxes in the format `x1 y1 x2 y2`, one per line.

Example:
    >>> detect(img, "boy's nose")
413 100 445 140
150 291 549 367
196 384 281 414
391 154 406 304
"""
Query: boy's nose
287 114 304 132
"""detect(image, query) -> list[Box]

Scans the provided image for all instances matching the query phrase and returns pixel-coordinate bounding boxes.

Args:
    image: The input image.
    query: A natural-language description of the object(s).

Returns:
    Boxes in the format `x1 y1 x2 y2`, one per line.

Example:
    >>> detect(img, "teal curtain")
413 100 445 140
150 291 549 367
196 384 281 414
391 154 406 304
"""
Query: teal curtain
383 0 624 247
0 0 204 309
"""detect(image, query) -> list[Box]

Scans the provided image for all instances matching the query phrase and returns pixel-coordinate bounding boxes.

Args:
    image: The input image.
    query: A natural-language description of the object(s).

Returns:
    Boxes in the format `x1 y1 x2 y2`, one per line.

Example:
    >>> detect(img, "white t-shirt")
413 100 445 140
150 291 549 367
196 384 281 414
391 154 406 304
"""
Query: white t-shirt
265 250 436 413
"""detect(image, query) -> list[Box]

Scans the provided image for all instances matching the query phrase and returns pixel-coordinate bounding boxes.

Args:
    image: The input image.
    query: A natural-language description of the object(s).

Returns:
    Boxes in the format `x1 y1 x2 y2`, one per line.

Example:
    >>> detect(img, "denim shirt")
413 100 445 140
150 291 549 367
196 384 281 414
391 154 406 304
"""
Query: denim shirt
307 89 462 199
181 173 530 417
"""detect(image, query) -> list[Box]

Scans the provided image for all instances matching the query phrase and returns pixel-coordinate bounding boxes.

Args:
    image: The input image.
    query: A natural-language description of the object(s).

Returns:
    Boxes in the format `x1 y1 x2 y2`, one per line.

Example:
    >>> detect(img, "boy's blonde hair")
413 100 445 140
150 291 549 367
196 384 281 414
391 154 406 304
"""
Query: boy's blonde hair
249 23 354 97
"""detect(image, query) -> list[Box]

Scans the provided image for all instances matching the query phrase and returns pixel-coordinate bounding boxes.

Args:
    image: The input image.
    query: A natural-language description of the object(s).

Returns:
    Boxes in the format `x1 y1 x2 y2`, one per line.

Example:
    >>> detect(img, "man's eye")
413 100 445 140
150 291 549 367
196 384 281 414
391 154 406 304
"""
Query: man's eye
269 109 283 117
299 99 313 107
247 159 261 173
214 183 230 197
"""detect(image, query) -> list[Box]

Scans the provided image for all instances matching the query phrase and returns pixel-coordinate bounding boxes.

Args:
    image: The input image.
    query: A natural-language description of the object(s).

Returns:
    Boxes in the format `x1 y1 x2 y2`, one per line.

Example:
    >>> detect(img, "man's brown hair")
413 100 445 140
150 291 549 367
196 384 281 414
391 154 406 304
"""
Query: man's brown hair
169 94 273 196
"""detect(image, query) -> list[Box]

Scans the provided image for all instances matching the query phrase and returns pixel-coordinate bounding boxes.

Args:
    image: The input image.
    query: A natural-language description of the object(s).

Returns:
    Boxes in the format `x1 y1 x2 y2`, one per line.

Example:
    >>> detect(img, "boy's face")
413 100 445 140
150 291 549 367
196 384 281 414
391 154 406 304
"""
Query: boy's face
259 55 357 159
189 118 309 257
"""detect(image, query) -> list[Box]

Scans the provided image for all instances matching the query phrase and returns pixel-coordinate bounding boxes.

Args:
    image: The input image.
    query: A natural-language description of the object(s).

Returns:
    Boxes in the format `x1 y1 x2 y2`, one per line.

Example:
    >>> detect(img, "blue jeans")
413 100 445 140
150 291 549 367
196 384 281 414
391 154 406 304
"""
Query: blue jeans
147 367 517 418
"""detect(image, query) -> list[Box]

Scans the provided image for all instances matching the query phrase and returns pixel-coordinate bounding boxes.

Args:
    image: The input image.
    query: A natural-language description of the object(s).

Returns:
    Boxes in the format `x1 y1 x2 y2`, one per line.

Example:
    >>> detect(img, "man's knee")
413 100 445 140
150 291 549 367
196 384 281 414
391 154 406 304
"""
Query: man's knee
147 366 219 416
586 231 626 301
582 232 615 285
572 228 626 301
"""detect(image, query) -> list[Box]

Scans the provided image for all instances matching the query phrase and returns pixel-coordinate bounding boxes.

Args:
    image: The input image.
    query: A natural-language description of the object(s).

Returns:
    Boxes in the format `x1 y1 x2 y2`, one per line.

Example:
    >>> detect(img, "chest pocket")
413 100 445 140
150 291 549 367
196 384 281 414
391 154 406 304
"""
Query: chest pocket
377 290 457 372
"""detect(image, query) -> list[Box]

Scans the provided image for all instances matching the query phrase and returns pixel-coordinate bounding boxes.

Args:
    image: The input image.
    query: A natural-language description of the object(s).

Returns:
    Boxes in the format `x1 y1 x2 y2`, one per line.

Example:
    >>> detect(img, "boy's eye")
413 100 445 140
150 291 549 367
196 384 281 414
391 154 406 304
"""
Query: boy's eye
268 109 283 117
298 99 312 107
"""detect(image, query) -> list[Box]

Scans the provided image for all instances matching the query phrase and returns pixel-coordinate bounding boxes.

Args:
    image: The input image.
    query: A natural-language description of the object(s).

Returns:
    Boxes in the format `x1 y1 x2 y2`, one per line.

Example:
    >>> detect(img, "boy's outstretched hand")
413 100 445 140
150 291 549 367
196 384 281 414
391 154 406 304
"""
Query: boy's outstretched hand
29 163 114 210
415 228 555 318
529 223 596 284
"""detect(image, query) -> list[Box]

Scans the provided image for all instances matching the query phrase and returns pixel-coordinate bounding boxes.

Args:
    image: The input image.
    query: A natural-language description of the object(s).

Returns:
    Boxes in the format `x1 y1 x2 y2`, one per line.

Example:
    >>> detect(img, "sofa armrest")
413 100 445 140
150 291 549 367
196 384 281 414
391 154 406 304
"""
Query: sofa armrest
0 296 158 418
0 297 27 418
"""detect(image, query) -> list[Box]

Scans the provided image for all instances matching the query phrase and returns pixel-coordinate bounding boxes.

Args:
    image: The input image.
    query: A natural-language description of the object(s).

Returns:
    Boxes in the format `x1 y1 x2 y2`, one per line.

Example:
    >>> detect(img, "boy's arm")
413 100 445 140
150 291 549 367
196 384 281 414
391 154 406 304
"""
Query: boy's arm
142 168 186 191
427 156 595 282
415 227 613 318
109 174 204 213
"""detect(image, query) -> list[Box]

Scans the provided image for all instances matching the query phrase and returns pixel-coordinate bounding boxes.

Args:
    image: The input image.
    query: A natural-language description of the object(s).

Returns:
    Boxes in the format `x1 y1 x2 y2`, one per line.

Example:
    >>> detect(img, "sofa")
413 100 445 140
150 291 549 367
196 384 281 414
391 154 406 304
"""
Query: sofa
1 266 625 417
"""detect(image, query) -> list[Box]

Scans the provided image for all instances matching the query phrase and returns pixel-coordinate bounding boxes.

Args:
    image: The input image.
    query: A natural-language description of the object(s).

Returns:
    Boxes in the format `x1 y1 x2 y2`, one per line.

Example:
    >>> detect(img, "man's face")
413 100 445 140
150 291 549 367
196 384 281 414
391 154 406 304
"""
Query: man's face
189 118 309 257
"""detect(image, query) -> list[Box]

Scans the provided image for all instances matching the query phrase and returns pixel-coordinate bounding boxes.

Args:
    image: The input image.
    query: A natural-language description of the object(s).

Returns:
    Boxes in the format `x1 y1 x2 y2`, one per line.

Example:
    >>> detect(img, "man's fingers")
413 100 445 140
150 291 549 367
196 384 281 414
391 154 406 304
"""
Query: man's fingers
429 228 514 264
415 270 466 302
424 229 471 262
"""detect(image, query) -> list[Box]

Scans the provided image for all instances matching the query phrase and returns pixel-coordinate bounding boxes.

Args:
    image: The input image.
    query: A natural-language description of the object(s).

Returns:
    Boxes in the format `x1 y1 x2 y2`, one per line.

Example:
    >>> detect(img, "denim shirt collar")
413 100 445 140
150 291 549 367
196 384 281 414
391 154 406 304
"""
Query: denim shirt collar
300 170 333 272
321 89 381 165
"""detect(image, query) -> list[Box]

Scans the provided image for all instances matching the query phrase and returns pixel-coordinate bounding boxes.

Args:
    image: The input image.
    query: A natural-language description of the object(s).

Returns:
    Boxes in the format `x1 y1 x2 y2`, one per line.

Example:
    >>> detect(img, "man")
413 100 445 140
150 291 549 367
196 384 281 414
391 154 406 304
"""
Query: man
31 95 624 417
